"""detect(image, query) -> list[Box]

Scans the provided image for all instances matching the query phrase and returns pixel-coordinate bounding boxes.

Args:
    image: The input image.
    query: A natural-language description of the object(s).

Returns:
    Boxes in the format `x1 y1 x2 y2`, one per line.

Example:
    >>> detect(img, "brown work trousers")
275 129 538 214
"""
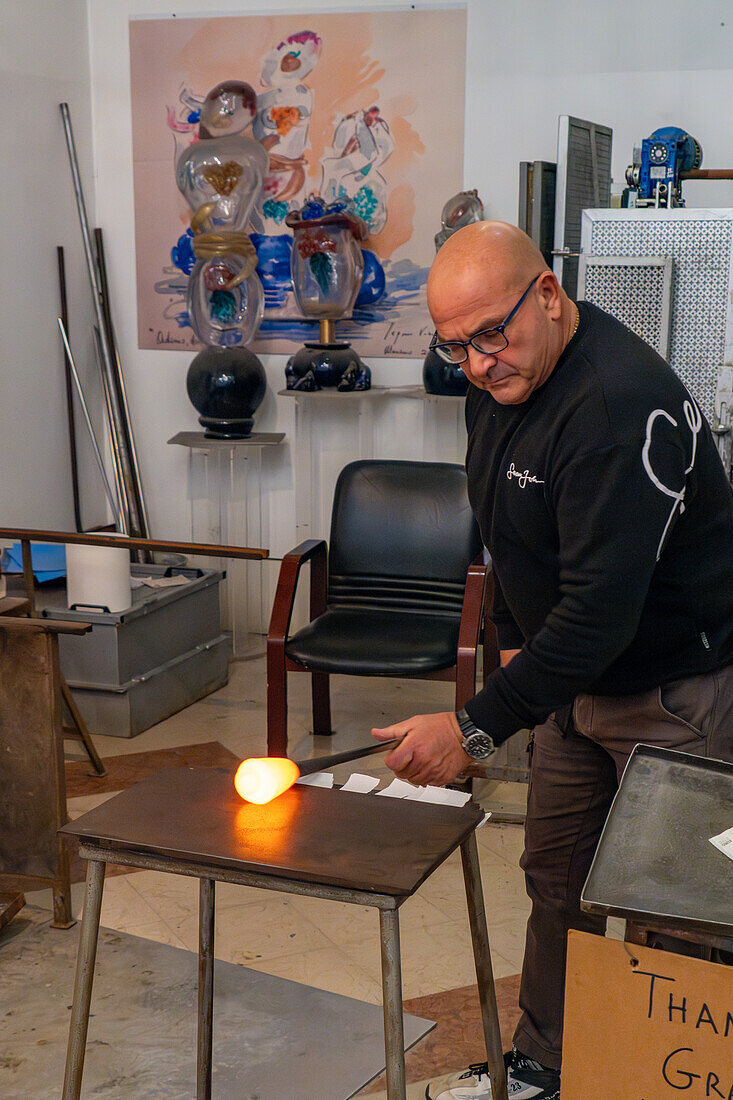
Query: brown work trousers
513 663 733 1071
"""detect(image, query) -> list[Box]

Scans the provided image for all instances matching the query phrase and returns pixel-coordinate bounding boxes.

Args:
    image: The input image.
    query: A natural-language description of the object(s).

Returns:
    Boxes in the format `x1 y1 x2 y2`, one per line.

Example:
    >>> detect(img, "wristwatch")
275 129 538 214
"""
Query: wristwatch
455 707 496 759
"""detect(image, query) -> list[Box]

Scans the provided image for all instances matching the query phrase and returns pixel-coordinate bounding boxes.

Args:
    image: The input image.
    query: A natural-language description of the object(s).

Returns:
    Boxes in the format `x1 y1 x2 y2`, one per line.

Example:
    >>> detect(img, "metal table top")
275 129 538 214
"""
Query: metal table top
60 766 484 898
581 745 733 939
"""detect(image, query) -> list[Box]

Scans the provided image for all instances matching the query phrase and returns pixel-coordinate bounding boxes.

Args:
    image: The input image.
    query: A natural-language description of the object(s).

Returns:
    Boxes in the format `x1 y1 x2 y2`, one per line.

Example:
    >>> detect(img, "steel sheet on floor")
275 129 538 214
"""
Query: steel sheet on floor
1 906 433 1099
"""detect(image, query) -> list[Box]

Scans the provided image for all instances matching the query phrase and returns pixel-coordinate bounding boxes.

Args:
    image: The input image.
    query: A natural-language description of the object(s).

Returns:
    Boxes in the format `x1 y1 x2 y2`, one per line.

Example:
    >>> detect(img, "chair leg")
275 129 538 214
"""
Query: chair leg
311 672 333 735
267 647 289 757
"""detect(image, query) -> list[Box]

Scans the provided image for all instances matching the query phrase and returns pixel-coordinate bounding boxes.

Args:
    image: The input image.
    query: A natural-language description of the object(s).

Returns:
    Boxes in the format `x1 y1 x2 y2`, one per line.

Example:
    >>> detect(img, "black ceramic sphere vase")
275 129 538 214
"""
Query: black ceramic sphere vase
186 346 267 439
422 348 469 396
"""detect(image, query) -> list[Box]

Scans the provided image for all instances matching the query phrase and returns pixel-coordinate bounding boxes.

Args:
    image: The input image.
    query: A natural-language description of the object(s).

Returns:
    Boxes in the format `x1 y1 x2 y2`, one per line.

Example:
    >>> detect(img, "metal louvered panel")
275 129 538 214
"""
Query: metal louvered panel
580 209 733 424
554 116 613 298
577 255 673 359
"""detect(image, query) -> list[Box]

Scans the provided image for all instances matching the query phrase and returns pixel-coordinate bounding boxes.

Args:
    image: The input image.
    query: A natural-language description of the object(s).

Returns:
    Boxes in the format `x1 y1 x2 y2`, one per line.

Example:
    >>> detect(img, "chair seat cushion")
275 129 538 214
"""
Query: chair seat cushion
285 608 460 675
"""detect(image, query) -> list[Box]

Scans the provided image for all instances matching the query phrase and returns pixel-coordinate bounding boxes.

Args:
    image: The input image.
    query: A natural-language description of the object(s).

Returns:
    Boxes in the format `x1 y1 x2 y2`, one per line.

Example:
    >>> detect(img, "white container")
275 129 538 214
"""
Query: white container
66 543 131 614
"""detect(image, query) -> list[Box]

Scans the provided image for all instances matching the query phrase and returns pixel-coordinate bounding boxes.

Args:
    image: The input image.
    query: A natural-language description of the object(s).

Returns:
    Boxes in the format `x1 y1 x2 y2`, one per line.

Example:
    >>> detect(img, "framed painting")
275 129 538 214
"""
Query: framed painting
129 7 467 358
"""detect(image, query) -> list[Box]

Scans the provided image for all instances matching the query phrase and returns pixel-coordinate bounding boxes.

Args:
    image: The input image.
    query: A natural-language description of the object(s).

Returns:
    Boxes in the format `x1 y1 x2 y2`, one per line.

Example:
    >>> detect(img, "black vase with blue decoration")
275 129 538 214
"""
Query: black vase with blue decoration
186 346 266 438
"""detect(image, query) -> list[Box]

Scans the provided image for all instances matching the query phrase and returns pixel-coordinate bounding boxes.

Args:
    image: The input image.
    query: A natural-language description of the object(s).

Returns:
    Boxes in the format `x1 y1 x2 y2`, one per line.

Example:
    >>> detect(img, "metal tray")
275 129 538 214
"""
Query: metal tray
581 745 733 939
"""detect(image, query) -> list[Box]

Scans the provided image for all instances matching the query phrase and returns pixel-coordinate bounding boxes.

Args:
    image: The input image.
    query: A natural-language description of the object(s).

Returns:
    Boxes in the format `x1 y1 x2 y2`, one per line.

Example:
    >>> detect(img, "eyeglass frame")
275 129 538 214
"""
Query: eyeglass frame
429 274 541 364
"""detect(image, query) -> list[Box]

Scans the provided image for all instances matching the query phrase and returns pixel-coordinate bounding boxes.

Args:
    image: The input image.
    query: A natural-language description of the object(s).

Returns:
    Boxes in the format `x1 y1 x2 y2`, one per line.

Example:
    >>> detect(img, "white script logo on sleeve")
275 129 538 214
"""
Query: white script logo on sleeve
506 462 545 489
642 399 702 560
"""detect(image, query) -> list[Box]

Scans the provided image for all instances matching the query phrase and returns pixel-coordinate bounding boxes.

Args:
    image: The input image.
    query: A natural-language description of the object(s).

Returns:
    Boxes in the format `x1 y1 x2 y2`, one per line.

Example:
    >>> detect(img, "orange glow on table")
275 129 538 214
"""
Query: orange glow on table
233 757 301 804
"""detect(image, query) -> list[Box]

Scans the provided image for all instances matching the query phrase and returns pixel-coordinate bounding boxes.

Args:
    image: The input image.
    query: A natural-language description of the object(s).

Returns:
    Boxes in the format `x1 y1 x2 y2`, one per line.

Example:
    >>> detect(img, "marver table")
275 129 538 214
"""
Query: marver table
60 767 508 1100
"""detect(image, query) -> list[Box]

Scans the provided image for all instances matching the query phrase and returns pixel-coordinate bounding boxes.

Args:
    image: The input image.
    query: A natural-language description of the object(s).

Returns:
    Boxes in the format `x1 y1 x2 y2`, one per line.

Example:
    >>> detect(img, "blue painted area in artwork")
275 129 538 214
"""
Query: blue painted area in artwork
251 232 293 308
258 317 320 340
171 228 196 275
355 249 386 307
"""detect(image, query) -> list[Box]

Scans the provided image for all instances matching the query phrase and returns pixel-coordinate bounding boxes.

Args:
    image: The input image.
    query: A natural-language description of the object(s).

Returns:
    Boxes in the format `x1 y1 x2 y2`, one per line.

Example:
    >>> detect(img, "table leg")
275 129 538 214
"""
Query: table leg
198 877 215 1100
62 858 105 1100
379 907 406 1100
460 832 508 1100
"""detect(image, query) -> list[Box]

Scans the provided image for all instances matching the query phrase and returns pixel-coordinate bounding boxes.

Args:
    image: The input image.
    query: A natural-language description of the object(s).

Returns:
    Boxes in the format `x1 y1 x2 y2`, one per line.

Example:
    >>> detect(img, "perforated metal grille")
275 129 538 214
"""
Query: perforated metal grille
585 216 732 420
581 261 669 356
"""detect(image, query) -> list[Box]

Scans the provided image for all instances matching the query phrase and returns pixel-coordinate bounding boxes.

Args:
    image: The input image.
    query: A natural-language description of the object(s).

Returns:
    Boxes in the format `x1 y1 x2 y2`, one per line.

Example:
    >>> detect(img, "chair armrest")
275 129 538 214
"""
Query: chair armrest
457 554 489 654
267 539 328 645
481 566 500 678
455 554 492 710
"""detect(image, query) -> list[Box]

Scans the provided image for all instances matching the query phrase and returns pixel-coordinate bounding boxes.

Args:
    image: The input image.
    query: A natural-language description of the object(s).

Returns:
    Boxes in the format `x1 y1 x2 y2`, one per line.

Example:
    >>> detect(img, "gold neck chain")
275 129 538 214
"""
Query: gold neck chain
569 303 580 341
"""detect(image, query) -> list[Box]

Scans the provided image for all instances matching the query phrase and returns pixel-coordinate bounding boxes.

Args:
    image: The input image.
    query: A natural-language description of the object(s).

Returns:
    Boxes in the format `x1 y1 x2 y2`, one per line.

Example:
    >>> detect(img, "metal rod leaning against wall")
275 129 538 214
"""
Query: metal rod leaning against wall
94 227 150 541
57 247 83 533
59 103 147 541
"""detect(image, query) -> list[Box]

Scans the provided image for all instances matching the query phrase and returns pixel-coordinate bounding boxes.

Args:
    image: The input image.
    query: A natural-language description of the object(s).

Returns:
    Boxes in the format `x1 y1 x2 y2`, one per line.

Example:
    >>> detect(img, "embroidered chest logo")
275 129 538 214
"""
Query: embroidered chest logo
506 462 545 489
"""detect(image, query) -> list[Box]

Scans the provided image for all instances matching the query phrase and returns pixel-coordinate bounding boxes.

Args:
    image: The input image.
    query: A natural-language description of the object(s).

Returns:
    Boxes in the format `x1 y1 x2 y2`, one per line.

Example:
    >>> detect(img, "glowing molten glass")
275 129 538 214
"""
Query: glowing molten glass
234 757 300 804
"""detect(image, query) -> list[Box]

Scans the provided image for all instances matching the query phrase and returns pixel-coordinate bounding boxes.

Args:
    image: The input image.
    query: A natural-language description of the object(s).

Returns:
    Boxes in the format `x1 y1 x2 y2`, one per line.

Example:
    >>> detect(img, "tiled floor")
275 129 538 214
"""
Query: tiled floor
22 651 624 1095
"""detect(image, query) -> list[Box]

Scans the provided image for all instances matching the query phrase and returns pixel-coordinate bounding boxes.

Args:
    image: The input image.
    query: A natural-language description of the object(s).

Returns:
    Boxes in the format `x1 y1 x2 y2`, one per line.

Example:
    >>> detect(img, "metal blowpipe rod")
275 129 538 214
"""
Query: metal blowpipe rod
59 102 141 537
296 738 401 776
57 318 124 528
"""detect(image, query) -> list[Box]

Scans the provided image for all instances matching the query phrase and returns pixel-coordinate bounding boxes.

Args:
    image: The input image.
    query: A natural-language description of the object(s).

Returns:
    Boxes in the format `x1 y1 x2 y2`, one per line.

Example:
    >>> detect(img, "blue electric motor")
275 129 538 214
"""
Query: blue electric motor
625 127 702 207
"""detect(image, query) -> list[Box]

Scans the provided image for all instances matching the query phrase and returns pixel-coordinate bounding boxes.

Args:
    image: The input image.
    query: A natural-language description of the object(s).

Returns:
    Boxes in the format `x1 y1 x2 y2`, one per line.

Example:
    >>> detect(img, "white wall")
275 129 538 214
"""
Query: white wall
0 0 105 531
80 0 733 577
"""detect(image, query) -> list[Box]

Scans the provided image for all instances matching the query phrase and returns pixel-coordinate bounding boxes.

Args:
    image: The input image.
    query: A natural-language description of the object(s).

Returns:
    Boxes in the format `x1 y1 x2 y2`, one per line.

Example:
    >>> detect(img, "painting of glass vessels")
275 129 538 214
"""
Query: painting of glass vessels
129 8 467 358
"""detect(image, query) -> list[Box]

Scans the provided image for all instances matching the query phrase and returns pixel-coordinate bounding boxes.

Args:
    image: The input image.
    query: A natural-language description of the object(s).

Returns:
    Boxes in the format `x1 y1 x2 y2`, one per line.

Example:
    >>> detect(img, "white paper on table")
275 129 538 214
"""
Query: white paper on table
340 773 380 793
709 825 733 861
402 785 429 800
295 772 334 787
375 777 421 798
477 812 492 827
415 785 473 807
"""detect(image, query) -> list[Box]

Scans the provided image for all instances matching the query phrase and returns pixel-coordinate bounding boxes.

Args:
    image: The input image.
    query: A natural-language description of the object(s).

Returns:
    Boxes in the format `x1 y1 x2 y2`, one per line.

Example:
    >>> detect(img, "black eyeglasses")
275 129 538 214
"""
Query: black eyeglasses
430 275 540 364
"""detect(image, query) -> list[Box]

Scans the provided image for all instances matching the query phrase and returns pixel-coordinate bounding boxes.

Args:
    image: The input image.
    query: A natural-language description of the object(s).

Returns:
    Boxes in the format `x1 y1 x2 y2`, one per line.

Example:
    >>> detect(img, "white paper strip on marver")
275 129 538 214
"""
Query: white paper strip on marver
375 778 419 798
295 772 334 787
340 773 380 793
709 824 733 860
417 786 472 807
403 785 429 800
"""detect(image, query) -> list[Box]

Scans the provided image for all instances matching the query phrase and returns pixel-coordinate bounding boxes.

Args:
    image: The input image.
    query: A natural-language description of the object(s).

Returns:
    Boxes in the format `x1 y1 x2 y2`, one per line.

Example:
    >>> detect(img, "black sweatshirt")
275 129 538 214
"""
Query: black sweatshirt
464 301 733 744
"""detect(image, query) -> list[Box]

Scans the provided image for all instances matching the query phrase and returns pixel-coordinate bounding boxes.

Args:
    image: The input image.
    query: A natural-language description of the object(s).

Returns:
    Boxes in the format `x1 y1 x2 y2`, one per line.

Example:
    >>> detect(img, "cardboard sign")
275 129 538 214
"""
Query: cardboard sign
562 931 733 1100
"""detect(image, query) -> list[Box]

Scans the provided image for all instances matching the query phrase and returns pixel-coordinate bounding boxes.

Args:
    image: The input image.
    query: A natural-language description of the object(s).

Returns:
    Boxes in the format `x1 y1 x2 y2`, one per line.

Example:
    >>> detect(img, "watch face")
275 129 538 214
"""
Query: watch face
464 732 495 759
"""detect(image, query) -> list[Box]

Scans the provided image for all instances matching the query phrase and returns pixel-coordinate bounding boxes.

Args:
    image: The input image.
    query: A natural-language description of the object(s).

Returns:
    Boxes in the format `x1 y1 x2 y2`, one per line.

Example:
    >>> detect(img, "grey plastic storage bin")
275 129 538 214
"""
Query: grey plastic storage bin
40 564 229 738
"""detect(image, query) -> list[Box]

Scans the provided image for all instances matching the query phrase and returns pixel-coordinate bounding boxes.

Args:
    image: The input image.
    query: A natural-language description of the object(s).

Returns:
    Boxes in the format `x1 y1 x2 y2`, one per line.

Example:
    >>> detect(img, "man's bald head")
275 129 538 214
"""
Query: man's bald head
426 221 577 404
427 221 549 320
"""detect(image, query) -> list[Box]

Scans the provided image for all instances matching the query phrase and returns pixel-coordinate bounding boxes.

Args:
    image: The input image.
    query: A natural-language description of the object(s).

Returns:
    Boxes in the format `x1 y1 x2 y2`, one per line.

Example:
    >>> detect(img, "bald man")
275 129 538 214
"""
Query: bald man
373 222 733 1100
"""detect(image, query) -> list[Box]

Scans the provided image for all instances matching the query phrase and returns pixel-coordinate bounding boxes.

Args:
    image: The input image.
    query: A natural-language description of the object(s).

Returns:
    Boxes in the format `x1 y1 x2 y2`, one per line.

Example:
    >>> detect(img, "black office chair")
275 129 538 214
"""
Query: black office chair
267 459 498 757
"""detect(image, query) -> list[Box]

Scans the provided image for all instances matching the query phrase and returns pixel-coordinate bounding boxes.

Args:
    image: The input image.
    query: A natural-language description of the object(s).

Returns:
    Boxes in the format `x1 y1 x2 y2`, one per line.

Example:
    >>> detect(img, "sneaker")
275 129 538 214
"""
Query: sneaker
425 1048 561 1099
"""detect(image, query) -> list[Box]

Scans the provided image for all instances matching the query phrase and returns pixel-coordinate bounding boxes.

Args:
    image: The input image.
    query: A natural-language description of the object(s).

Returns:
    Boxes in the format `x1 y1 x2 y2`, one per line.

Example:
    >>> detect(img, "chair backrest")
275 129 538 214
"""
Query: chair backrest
327 460 482 617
